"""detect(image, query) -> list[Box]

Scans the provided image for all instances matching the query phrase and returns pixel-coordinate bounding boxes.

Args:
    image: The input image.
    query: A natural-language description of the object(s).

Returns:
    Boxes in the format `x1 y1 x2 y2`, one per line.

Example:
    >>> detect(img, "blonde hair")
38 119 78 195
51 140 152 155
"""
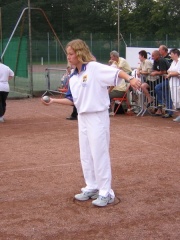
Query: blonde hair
66 39 95 64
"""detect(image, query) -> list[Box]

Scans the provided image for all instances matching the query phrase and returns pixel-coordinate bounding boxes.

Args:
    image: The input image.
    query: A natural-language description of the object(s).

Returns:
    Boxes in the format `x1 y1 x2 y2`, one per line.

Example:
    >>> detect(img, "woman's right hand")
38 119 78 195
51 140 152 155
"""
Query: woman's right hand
41 97 53 106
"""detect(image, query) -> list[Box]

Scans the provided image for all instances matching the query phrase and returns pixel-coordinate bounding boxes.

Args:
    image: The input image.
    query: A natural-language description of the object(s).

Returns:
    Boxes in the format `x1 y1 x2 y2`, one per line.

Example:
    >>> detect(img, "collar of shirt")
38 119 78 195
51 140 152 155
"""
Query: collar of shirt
72 64 87 76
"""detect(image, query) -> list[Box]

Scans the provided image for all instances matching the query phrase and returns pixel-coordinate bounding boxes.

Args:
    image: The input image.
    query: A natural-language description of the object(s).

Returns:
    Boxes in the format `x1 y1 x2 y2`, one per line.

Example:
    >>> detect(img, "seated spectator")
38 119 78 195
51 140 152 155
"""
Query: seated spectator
136 50 154 107
108 79 128 116
109 50 132 74
108 59 130 116
150 50 173 117
166 48 180 122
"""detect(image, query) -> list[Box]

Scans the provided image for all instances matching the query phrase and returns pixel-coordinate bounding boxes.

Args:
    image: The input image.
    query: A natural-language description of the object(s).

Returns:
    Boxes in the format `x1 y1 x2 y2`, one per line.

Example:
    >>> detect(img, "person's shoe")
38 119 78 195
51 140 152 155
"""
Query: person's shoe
66 116 77 120
0 117 4 123
74 190 99 201
162 114 173 118
92 194 114 207
146 100 154 108
157 104 163 109
109 112 115 116
173 116 180 122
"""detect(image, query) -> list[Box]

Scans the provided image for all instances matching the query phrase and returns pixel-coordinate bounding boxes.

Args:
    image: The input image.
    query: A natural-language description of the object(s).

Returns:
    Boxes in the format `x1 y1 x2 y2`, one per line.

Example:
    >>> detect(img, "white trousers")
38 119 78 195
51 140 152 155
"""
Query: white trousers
78 110 115 198
170 85 180 109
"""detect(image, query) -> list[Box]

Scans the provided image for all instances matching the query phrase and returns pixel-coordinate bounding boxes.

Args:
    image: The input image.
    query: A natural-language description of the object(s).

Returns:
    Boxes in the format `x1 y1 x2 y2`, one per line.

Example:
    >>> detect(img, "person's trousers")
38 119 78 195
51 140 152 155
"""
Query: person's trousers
78 110 115 198
169 85 180 109
0 91 9 117
155 80 173 115
109 90 125 99
71 105 78 117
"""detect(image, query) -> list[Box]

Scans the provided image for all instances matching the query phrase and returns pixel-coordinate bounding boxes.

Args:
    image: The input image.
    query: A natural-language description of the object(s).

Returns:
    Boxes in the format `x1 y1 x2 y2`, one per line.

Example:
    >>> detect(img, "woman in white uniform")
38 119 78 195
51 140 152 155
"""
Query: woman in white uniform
166 48 180 122
42 39 141 207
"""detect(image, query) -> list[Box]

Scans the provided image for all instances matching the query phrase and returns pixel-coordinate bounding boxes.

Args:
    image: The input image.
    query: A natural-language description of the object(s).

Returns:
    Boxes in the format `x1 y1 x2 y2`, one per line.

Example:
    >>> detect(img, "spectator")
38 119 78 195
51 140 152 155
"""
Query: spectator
61 66 72 88
41 39 141 207
166 48 180 122
109 50 132 74
66 105 78 120
62 66 78 120
0 59 14 123
137 50 154 107
159 45 172 65
150 50 173 117
108 79 128 116
108 52 132 114
108 61 128 116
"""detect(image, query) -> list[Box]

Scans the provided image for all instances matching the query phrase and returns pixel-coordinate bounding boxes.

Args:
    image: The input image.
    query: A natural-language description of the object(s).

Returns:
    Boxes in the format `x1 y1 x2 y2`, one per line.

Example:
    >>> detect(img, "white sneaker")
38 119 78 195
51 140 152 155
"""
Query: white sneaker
109 112 115 116
92 194 114 207
173 116 180 122
74 189 99 201
0 117 4 123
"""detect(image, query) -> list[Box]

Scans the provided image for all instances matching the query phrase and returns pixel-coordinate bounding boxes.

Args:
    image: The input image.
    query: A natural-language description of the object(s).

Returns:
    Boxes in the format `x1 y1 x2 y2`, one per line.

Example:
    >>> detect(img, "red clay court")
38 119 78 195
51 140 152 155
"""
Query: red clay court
0 98 179 240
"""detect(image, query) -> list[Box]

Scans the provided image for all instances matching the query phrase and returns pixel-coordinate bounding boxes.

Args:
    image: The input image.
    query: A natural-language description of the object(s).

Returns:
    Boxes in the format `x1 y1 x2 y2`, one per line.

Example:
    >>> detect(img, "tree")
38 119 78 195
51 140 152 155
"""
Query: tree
0 0 180 41
150 0 180 39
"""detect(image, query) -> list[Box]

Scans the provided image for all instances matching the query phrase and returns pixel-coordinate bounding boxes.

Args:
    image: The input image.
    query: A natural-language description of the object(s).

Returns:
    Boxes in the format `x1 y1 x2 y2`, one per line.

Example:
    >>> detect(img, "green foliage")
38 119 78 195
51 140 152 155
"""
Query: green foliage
0 0 180 42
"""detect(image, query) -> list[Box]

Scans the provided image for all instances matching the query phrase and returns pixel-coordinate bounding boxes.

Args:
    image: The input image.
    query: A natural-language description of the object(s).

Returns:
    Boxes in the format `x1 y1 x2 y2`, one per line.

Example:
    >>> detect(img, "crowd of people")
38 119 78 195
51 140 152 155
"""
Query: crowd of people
137 45 180 121
1 43 179 124
61 44 180 122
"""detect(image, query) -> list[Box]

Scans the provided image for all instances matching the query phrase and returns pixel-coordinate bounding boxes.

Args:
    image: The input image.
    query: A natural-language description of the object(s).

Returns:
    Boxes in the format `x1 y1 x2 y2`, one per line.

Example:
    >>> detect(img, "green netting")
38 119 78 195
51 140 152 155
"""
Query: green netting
3 37 28 78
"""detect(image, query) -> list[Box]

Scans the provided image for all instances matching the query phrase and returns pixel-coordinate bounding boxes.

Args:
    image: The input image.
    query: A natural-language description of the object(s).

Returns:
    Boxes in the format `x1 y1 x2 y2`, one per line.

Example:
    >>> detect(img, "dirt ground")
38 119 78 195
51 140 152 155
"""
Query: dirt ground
0 98 179 240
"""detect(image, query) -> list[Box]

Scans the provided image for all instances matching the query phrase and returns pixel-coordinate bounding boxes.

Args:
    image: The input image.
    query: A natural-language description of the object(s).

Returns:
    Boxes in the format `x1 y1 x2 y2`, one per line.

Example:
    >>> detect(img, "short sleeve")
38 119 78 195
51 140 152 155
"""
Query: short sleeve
91 62 121 87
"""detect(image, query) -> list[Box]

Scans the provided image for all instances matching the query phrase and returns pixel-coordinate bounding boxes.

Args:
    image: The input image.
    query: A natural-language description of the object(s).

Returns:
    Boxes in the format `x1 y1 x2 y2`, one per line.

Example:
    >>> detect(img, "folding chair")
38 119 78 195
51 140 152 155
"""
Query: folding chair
111 83 132 117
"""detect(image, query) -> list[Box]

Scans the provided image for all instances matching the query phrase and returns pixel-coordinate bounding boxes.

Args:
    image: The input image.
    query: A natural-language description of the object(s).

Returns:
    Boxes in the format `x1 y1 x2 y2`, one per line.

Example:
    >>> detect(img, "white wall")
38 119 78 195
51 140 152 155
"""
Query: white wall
126 47 180 69
126 47 157 69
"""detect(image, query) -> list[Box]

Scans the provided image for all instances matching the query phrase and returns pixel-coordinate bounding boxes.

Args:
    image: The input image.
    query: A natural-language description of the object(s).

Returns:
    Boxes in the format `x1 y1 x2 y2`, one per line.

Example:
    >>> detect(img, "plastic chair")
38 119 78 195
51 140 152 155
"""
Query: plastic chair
111 84 132 117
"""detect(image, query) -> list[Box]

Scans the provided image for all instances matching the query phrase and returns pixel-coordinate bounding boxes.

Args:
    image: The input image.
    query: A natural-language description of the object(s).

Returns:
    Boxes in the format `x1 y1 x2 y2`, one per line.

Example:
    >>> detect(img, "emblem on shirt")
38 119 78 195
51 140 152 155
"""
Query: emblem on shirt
82 75 88 87
83 75 87 82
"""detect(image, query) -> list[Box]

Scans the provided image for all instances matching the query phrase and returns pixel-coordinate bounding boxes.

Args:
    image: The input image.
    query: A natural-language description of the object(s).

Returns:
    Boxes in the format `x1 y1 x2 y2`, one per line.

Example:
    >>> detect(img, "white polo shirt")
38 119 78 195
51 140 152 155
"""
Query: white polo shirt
0 63 14 92
69 61 122 114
